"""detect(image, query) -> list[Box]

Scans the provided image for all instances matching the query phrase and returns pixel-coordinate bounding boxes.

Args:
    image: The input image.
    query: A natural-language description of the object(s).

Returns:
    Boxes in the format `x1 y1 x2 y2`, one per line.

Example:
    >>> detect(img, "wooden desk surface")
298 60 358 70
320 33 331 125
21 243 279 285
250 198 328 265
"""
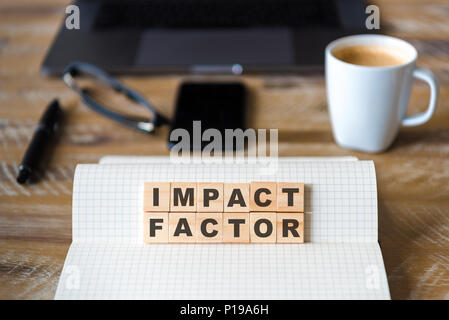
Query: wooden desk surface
1 0 448 300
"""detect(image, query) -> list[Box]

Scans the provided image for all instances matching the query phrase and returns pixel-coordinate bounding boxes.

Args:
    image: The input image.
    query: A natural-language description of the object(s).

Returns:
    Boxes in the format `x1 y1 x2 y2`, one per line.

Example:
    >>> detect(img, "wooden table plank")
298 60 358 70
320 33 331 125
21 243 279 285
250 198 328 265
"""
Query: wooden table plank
0 0 449 299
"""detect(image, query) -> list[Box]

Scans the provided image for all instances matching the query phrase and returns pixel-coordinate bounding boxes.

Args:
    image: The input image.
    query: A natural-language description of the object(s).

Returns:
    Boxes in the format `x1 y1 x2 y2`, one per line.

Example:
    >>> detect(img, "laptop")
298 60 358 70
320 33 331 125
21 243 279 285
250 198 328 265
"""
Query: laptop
42 0 369 76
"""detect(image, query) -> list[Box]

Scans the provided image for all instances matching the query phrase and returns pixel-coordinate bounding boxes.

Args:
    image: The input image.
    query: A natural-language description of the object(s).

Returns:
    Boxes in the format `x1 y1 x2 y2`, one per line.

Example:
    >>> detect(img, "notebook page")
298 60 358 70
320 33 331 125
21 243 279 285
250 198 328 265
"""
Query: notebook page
55 160 389 299
55 243 389 299
98 155 359 164
72 161 377 243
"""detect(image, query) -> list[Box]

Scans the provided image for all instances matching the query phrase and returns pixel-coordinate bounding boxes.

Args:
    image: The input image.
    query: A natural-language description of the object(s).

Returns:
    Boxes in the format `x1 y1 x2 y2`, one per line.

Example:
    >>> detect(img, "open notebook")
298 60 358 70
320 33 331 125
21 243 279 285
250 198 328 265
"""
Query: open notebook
55 156 390 299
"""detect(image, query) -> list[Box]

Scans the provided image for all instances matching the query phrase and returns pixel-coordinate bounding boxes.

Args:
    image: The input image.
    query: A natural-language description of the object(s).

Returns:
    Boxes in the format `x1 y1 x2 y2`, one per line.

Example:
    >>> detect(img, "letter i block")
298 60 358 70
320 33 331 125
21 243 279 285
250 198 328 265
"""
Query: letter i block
143 212 169 243
170 182 197 212
276 213 304 243
196 212 223 243
197 183 224 212
223 212 249 243
143 182 171 212
169 212 196 243
250 182 277 211
277 182 304 212
224 183 250 212
250 212 277 243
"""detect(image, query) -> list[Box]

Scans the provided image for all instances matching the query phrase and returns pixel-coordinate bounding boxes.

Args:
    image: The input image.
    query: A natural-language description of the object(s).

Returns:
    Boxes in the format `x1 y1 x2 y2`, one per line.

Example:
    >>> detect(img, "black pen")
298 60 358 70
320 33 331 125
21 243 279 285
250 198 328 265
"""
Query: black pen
17 99 64 184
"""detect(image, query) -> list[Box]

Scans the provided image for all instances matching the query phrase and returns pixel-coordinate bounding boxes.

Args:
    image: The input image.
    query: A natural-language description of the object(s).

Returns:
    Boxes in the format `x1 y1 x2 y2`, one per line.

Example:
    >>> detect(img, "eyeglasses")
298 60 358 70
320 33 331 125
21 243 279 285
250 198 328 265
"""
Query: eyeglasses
62 62 170 133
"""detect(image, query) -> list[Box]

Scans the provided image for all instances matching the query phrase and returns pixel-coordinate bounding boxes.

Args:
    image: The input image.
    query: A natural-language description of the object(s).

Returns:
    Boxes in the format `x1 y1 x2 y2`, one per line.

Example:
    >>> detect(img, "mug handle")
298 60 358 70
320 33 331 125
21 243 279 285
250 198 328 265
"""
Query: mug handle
402 67 439 127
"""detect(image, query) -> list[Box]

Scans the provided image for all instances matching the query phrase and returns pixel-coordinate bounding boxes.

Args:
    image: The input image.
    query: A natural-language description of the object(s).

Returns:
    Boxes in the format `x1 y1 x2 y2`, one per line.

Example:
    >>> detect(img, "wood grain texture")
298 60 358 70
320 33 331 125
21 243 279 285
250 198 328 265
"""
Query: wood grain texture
0 0 449 299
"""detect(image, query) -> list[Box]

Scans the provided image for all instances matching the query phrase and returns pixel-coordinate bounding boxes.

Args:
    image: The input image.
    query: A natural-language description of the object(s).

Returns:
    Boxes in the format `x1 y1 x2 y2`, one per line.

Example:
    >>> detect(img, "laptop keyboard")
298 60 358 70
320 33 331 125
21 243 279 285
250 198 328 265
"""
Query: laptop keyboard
93 0 340 29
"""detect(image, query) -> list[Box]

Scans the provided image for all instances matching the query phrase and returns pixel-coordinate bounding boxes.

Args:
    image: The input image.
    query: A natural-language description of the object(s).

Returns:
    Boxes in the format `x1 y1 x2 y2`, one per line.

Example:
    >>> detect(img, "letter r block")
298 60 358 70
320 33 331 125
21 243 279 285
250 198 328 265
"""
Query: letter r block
250 182 277 211
143 182 170 212
223 212 249 243
277 182 304 212
276 213 304 243
170 182 197 212
196 212 223 243
197 182 224 212
143 212 168 243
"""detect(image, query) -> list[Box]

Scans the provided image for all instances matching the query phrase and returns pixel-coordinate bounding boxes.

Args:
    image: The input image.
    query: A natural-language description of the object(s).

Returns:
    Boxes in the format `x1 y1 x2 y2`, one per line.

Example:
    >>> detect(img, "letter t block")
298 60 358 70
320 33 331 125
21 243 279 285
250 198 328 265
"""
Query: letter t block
277 182 304 212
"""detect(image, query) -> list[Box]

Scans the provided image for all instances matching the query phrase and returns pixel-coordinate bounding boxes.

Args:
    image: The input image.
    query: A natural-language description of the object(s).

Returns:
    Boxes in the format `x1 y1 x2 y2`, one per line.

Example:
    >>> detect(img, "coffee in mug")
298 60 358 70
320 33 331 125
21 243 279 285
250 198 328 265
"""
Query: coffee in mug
332 44 407 67
325 35 439 153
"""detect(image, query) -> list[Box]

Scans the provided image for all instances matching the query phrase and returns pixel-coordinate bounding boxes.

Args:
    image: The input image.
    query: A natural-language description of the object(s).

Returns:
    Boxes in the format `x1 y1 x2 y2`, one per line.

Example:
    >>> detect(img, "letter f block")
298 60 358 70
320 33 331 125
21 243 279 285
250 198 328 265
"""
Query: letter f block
143 212 169 243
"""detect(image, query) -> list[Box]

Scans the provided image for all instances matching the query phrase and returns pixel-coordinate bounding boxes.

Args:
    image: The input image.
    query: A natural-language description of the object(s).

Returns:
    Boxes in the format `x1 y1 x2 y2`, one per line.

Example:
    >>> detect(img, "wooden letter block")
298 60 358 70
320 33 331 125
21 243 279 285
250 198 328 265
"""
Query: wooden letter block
276 213 304 243
170 182 197 212
143 182 170 212
250 212 277 243
223 212 249 243
196 212 223 243
169 212 196 243
143 212 169 244
250 182 277 212
197 183 224 212
224 183 250 212
277 182 304 212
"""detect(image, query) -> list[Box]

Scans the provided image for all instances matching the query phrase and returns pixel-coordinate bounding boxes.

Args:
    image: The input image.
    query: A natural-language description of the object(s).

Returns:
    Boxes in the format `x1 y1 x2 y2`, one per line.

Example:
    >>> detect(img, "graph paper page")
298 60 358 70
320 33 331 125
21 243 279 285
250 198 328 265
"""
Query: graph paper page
55 160 390 299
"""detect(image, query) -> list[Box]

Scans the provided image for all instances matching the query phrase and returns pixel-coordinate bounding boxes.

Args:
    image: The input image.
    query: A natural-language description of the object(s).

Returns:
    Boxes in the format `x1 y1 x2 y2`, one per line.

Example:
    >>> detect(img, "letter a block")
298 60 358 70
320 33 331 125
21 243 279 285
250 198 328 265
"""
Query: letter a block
143 212 169 243
277 182 304 212
250 212 277 243
276 213 304 243
223 212 249 243
169 212 196 243
250 182 277 212
224 183 250 212
143 182 171 212
170 182 197 212
197 183 224 212
196 212 223 243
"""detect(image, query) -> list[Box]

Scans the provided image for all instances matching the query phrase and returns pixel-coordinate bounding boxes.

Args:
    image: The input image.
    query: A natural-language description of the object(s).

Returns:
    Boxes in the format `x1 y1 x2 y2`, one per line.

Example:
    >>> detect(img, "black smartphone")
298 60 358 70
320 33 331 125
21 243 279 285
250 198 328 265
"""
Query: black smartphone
168 82 246 150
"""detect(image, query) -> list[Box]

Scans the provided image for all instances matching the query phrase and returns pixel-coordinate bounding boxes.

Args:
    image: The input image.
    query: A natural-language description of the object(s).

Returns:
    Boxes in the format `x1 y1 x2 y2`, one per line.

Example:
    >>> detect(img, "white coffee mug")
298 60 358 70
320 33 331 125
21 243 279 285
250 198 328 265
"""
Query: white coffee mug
325 34 439 153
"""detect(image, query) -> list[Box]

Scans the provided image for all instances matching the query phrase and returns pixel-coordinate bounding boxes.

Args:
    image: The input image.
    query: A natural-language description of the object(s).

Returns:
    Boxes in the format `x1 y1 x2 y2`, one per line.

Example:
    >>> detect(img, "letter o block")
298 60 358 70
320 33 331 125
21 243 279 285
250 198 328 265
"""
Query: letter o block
250 212 277 243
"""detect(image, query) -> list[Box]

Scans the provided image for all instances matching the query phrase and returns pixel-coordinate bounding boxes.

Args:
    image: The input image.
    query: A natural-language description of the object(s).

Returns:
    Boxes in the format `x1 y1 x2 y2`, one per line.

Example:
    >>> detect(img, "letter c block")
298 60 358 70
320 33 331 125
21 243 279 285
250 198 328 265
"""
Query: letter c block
250 182 277 211
196 212 223 243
